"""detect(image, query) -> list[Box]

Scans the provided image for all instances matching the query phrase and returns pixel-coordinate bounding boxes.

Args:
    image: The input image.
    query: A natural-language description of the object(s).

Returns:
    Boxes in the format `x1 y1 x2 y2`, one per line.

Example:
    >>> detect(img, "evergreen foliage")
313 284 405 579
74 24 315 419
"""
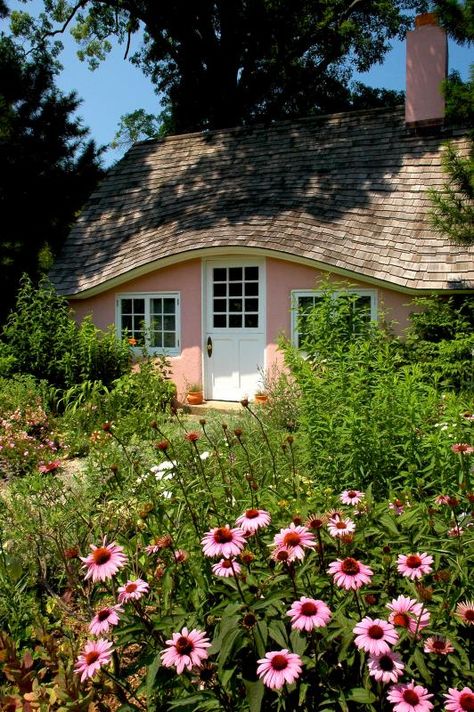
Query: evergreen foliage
0 33 104 323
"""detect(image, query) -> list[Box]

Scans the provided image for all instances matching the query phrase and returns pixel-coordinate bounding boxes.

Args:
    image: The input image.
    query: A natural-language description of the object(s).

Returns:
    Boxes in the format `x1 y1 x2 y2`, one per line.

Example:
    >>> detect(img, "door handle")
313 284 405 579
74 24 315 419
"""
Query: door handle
207 336 213 357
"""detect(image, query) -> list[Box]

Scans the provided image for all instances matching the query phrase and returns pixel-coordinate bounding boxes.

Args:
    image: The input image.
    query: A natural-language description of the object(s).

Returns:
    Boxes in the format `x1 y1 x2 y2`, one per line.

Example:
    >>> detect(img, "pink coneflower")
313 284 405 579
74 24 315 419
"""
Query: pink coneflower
173 549 189 563
397 553 433 580
389 499 406 516
387 596 430 634
256 649 303 690
424 636 454 654
271 545 298 564
89 605 123 635
327 514 356 538
451 443 474 455
353 617 398 656
272 524 316 560
160 627 211 673
387 681 433 712
328 557 373 590
38 459 61 473
211 558 241 577
201 526 246 558
117 578 149 603
456 600 474 625
435 494 451 505
340 489 364 505
74 639 113 682
235 508 271 534
286 597 332 631
448 525 464 537
444 687 474 712
80 539 127 582
368 651 404 684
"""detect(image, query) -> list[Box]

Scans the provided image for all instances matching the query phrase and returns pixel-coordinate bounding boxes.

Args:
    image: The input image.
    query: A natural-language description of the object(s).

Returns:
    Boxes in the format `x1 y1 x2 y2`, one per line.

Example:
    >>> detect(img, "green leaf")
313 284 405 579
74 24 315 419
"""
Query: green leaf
244 679 265 712
217 628 242 670
289 629 307 657
268 619 288 648
347 688 376 703
378 513 400 538
145 653 161 697
411 648 433 685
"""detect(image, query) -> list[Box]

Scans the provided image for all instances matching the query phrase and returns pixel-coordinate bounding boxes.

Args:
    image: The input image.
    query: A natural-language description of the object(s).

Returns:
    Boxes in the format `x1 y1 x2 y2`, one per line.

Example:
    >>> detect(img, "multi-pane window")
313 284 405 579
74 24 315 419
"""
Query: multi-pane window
212 266 259 329
291 290 377 347
117 293 180 354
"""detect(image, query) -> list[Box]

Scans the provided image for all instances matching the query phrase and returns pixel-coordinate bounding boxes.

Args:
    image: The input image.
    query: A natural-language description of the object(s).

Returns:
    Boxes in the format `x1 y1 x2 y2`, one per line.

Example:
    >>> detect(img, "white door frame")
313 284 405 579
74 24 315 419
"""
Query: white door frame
202 257 266 400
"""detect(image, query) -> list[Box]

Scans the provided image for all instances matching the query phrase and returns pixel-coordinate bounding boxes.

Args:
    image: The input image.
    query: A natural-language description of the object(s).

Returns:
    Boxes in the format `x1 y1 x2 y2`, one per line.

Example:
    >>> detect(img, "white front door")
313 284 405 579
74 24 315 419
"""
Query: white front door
204 259 265 401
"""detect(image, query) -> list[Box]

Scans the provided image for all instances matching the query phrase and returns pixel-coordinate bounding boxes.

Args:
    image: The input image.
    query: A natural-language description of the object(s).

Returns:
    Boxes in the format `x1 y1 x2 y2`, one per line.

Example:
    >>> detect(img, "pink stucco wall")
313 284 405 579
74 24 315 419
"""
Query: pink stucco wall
405 16 447 124
71 255 417 399
71 260 202 399
264 257 416 370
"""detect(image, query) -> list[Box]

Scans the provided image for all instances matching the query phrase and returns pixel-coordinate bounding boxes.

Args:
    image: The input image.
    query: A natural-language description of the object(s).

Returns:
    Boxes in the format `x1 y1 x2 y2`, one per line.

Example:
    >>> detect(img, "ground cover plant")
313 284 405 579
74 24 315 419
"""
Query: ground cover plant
0 402 472 711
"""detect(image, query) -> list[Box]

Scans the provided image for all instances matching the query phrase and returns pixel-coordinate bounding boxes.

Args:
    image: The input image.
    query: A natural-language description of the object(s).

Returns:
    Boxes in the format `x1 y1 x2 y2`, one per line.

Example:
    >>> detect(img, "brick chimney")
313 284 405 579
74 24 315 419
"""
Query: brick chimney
405 13 448 126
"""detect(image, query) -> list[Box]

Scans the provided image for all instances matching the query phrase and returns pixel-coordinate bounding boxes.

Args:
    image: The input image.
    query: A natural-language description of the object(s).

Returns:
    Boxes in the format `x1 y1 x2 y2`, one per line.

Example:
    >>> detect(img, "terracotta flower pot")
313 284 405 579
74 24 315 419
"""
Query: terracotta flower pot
187 391 204 405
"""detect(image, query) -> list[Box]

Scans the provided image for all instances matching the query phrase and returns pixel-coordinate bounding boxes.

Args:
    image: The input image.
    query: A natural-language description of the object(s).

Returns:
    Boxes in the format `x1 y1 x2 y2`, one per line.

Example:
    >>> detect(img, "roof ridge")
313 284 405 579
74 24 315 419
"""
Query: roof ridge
134 105 405 148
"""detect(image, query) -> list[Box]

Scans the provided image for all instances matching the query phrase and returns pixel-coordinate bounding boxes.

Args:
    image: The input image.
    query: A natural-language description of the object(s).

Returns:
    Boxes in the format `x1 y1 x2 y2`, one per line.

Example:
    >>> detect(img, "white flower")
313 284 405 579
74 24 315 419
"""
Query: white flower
150 461 177 480
162 490 173 499
200 451 210 461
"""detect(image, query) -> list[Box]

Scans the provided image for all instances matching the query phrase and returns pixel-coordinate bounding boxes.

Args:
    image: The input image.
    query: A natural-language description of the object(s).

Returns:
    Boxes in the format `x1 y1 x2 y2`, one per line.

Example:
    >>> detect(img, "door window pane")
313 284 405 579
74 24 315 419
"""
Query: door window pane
211 265 259 329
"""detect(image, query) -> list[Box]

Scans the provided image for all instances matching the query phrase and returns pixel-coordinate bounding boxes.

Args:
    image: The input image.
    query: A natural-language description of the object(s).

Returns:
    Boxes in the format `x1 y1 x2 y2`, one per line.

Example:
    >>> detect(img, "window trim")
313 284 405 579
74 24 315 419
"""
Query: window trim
290 288 378 347
116 292 181 356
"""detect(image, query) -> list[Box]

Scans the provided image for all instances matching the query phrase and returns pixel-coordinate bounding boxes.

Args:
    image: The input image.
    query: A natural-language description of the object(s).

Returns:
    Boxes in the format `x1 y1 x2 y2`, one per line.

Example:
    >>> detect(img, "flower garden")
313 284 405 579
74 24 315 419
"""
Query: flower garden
0 284 473 711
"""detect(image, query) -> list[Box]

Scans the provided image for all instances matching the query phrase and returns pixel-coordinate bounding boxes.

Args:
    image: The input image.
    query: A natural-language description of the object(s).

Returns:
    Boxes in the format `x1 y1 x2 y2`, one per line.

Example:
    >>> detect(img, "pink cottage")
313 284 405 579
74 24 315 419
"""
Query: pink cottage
50 15 473 402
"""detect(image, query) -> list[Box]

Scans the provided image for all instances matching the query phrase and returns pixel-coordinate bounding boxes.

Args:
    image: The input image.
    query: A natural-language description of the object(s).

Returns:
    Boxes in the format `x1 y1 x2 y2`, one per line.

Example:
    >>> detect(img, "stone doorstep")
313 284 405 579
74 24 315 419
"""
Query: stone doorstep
187 400 244 416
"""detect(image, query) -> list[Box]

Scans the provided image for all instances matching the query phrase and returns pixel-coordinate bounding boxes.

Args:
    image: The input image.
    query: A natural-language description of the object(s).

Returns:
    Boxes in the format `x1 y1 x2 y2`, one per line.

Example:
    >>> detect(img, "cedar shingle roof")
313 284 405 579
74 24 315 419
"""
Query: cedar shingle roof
50 106 473 296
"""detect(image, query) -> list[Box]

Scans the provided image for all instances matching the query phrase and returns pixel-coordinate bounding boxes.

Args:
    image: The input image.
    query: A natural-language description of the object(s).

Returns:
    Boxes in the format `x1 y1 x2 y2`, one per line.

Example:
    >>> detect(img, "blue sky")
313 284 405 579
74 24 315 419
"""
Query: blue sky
6 2 473 165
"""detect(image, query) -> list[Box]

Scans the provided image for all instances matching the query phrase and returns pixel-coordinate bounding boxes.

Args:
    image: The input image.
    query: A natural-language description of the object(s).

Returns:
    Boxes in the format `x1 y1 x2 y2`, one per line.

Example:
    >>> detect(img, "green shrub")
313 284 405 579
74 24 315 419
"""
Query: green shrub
1 275 131 389
281 287 471 496
403 295 474 391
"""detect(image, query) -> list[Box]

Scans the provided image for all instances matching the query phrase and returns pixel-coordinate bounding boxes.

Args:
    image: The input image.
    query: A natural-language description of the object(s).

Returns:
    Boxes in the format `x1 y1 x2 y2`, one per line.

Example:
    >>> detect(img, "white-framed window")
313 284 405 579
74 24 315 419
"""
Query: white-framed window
116 292 181 355
291 289 377 348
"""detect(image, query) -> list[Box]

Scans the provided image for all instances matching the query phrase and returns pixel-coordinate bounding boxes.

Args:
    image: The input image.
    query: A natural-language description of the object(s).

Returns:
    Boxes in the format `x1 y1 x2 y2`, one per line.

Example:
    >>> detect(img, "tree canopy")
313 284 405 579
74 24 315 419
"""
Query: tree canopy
10 0 429 135
0 33 104 323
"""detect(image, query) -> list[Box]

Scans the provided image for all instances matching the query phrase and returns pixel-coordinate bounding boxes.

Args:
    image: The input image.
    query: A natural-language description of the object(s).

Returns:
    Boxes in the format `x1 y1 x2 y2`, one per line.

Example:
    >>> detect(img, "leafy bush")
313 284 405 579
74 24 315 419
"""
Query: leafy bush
1 275 131 389
403 295 474 391
0 411 472 710
281 287 471 496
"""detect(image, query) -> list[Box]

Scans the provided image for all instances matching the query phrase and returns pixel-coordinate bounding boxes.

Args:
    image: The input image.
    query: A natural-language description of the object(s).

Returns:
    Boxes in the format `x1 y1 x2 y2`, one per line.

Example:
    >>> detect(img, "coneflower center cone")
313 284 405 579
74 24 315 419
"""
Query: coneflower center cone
283 532 301 547
336 521 347 529
301 602 318 616
406 555 422 568
465 610 474 622
245 509 259 518
175 637 194 655
271 655 289 671
214 528 233 544
367 625 384 640
92 548 112 565
403 690 420 705
85 651 100 665
393 613 410 628
97 609 111 622
125 583 138 593
341 558 360 575
459 693 474 711
379 655 395 671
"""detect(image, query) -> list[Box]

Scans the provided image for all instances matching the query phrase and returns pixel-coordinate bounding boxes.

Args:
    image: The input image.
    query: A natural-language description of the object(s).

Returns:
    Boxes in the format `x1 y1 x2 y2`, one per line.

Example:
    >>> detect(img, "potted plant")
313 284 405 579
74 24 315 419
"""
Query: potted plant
254 389 268 404
186 383 204 405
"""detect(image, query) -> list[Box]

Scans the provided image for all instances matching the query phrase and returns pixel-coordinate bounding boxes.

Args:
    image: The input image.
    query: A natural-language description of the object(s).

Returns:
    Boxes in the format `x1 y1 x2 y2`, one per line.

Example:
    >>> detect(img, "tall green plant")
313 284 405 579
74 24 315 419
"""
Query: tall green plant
1 275 131 389
282 286 468 495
